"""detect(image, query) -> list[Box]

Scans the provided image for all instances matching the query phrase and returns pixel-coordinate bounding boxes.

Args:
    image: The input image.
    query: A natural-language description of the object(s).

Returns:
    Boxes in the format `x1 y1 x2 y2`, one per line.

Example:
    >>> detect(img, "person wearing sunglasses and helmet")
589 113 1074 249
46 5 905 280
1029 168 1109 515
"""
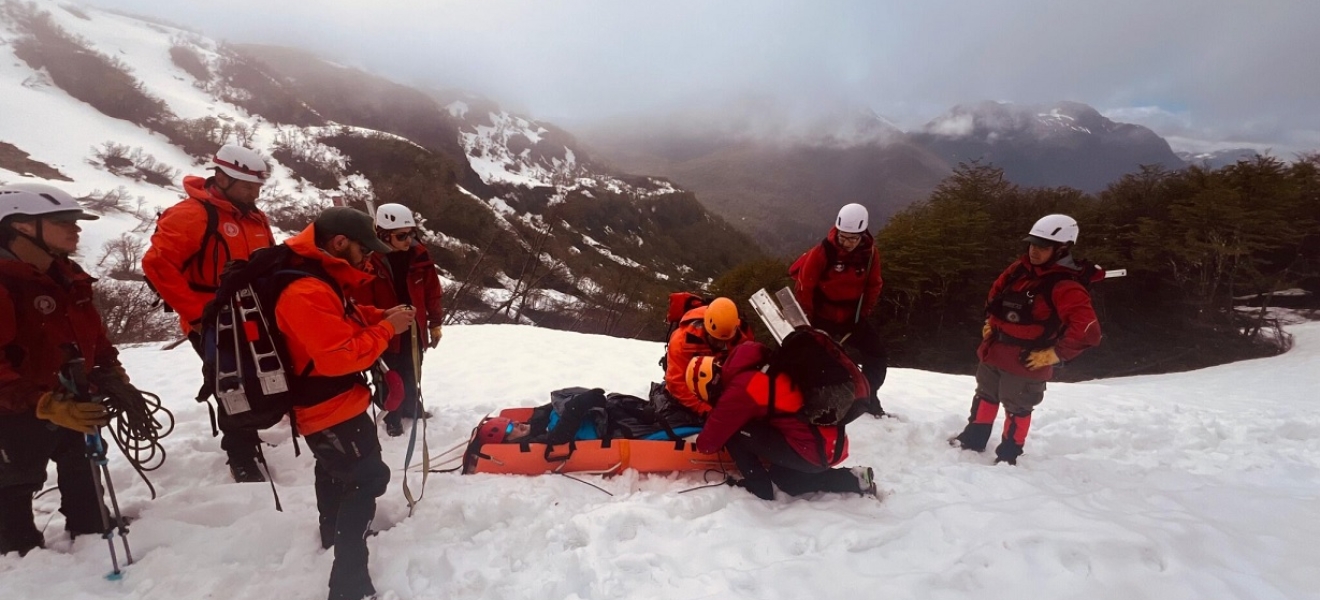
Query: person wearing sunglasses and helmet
652 297 750 429
348 203 444 437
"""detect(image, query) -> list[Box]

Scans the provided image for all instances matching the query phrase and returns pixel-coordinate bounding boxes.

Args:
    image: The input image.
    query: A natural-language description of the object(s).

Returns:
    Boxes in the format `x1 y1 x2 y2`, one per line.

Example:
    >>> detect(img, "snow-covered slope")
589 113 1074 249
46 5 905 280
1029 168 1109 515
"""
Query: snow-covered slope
0 1 342 256
2 0 744 321
2 323 1317 599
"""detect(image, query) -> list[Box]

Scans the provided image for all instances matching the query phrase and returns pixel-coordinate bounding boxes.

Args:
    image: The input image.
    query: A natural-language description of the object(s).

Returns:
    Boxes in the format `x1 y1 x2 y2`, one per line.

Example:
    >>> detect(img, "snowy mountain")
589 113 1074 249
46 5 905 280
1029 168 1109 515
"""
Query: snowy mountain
912 101 1186 192
1177 147 1263 169
0 1 760 337
3 320 1318 599
580 108 951 256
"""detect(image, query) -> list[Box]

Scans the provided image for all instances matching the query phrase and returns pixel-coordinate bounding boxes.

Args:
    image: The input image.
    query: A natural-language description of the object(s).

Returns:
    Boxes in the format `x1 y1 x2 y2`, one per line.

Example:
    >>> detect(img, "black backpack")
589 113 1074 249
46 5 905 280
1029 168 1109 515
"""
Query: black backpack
199 245 362 431
764 328 869 427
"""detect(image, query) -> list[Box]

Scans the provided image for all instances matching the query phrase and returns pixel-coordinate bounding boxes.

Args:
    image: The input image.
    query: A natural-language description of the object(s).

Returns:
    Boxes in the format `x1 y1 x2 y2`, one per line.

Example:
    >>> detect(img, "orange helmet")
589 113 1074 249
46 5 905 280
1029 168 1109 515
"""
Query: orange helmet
685 356 720 402
478 417 513 444
703 297 740 341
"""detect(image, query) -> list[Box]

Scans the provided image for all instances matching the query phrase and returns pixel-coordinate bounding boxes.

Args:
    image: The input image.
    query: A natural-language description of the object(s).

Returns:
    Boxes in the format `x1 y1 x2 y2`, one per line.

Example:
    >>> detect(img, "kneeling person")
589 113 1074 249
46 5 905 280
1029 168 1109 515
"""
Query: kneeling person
691 341 877 500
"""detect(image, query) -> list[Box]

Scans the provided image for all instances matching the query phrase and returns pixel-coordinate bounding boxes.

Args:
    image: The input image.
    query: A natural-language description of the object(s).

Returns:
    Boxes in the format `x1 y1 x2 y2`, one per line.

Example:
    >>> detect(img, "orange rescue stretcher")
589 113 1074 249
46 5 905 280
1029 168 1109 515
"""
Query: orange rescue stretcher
462 408 734 476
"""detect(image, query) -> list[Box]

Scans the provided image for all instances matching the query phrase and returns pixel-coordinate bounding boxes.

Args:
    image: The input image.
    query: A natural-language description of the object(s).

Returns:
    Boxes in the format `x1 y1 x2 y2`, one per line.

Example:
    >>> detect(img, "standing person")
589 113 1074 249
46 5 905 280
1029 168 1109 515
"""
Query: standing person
273 207 413 600
691 344 877 500
0 183 122 555
349 204 443 437
950 214 1103 465
653 297 748 428
791 203 887 416
142 143 274 483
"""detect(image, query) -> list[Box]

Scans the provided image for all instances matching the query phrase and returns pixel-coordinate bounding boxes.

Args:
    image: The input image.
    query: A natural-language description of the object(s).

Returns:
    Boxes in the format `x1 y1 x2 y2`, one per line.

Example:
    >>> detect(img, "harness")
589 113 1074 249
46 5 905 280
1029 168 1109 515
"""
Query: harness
986 262 1093 349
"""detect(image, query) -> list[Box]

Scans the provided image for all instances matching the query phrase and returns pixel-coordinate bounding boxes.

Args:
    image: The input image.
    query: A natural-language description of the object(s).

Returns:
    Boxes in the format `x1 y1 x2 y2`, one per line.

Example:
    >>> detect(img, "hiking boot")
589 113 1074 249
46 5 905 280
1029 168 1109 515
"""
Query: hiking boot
950 423 992 452
384 417 404 438
229 459 266 483
0 528 43 557
864 397 886 418
851 466 878 497
994 440 1024 466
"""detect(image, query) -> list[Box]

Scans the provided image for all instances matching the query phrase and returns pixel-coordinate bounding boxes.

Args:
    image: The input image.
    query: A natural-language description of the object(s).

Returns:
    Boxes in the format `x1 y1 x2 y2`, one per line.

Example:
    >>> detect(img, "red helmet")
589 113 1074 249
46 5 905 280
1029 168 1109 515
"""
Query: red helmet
478 417 513 444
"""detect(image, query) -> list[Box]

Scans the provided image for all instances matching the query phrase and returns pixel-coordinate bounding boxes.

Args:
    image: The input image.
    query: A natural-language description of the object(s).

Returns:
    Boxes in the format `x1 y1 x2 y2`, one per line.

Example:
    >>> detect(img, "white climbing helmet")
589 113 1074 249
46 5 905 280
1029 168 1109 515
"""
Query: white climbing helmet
1024 214 1079 245
210 144 269 183
835 203 868 233
0 183 99 222
375 203 417 230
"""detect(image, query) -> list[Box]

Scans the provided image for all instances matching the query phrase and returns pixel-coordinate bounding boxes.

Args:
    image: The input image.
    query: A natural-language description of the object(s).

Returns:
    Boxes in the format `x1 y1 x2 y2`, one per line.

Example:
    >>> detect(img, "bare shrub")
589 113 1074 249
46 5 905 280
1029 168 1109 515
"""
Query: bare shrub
261 188 327 233
79 187 133 213
88 143 178 187
91 235 175 343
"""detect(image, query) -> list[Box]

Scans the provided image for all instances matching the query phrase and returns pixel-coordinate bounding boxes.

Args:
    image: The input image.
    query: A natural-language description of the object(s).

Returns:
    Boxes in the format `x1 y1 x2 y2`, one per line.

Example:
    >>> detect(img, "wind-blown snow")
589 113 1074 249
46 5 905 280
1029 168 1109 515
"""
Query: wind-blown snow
2 322 1318 599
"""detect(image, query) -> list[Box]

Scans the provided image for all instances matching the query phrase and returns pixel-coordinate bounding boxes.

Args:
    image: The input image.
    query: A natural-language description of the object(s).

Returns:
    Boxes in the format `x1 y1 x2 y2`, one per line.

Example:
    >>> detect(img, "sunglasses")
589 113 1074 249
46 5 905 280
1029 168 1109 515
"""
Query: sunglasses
385 230 415 242
837 233 862 243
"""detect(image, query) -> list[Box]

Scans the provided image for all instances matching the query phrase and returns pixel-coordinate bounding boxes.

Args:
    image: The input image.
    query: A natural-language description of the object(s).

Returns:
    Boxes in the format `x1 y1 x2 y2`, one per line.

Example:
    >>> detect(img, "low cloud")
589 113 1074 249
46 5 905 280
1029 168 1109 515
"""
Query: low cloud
86 0 1320 152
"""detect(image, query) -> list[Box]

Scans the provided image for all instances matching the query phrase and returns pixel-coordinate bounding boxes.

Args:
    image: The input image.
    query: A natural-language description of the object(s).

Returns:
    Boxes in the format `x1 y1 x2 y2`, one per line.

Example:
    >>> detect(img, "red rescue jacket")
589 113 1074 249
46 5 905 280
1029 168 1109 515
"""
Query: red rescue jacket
348 242 444 351
792 228 883 327
979 255 1103 380
696 342 848 467
0 253 119 415
273 226 395 435
142 175 275 334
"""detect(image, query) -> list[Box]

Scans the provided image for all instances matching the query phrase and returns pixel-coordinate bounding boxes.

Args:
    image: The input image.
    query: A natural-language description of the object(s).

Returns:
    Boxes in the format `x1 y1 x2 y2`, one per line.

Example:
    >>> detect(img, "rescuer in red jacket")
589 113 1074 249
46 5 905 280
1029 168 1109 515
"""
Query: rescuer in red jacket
0 183 122 556
951 214 1103 465
791 203 887 416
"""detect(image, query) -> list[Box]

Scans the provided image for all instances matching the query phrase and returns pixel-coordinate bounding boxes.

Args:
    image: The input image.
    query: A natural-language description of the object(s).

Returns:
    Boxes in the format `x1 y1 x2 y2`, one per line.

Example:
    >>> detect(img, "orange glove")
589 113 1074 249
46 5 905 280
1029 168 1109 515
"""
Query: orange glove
428 325 443 349
35 391 109 434
1025 348 1061 370
982 320 992 340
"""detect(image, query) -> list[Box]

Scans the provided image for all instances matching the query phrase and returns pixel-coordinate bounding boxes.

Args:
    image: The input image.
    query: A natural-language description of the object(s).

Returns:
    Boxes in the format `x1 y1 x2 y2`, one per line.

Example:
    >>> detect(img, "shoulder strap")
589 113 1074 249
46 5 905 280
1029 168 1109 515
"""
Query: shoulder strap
180 198 223 273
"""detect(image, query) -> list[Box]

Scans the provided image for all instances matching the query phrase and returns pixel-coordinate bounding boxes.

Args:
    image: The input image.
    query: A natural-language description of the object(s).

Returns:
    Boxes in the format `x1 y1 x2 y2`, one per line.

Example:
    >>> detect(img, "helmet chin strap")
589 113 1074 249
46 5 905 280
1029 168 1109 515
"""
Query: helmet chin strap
12 220 58 258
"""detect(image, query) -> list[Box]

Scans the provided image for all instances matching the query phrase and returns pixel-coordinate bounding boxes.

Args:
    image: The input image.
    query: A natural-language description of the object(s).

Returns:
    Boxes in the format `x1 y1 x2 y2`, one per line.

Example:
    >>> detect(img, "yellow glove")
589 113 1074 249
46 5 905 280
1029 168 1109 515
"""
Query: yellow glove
428 325 443 349
1024 347 1061 370
35 391 109 434
982 320 992 340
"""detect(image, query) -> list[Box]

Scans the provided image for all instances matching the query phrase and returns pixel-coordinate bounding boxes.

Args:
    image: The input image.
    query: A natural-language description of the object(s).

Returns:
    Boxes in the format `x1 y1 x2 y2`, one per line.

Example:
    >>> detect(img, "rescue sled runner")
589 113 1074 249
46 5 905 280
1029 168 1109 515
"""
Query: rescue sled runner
463 408 733 476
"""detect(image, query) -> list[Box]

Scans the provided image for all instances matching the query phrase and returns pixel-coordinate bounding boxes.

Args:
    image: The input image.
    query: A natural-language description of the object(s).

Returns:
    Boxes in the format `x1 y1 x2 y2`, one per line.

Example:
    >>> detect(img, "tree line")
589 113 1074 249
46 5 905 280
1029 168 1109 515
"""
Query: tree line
712 156 1320 380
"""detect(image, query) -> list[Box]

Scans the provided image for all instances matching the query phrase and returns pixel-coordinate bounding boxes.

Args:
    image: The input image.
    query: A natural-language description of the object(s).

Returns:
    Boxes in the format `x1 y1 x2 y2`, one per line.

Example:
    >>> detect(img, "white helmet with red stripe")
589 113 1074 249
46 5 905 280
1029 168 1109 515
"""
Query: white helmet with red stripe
210 144 269 183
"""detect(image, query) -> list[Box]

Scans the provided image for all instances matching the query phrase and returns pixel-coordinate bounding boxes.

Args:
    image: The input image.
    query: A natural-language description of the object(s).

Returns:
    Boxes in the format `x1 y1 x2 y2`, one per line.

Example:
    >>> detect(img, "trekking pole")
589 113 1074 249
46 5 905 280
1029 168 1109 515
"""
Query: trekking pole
60 345 133 579
85 429 134 578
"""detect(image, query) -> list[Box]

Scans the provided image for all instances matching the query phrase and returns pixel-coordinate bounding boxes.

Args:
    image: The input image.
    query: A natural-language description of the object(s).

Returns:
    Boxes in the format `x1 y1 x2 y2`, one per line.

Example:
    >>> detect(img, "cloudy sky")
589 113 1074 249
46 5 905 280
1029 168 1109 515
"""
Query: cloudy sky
93 0 1320 154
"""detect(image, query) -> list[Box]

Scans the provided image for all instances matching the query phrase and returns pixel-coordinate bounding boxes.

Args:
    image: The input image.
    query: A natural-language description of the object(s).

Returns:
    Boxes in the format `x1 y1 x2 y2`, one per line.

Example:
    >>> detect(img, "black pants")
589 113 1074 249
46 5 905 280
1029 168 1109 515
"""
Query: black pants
724 421 862 500
304 412 390 600
0 414 107 554
382 335 424 423
189 332 262 464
